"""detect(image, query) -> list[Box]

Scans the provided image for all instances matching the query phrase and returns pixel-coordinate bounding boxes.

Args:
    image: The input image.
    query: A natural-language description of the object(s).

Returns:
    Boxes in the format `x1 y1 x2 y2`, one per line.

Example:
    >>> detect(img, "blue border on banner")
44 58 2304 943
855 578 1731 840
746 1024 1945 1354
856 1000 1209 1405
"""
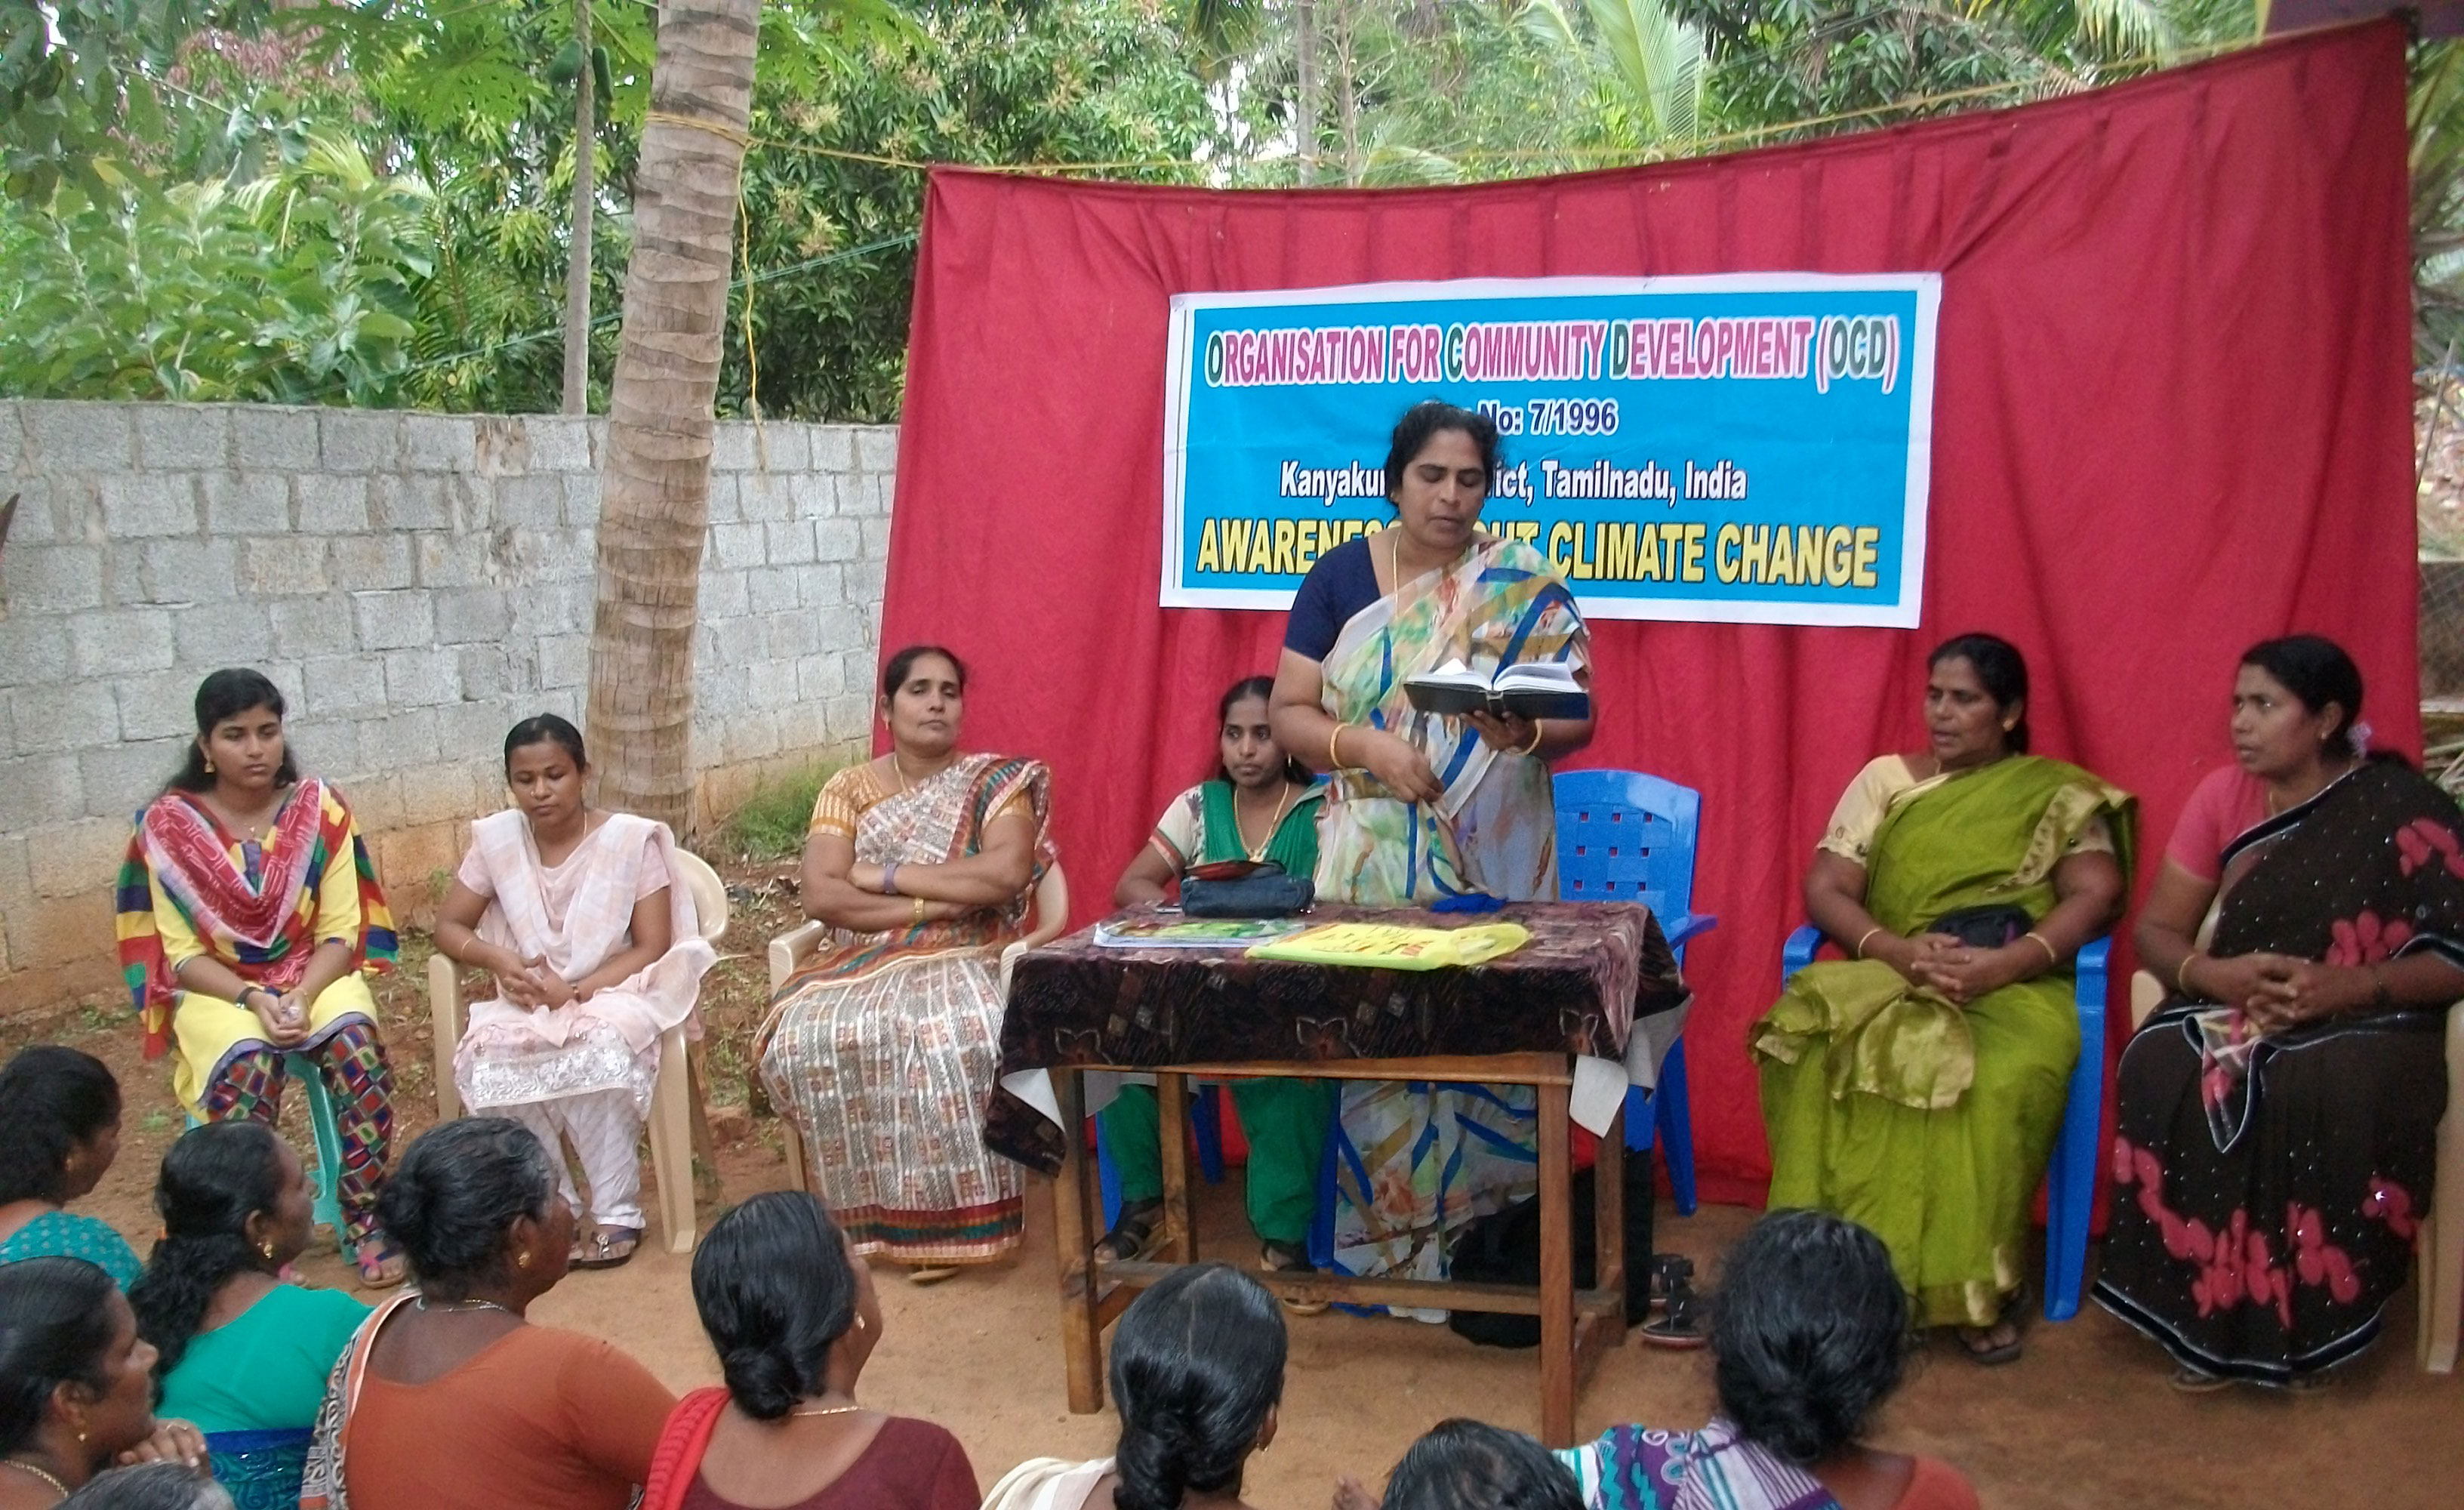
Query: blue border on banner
1160 274 1940 627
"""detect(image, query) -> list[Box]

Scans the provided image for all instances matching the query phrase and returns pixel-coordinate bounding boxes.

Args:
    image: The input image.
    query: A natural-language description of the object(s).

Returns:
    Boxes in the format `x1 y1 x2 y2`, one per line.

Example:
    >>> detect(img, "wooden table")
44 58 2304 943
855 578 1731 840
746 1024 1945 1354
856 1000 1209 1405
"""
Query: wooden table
1045 1056 1628 1447
990 903 1685 1448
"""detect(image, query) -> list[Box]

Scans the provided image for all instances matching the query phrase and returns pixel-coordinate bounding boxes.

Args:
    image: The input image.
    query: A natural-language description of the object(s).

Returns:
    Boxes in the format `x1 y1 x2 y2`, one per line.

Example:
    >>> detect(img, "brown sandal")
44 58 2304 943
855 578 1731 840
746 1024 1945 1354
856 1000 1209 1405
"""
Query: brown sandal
571 1226 641 1270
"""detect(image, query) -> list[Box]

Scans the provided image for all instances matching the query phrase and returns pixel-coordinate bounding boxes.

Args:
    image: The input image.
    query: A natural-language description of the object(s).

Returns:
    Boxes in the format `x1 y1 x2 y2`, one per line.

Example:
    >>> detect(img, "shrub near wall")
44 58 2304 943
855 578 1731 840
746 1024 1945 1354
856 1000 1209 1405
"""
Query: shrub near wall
0 402 893 1012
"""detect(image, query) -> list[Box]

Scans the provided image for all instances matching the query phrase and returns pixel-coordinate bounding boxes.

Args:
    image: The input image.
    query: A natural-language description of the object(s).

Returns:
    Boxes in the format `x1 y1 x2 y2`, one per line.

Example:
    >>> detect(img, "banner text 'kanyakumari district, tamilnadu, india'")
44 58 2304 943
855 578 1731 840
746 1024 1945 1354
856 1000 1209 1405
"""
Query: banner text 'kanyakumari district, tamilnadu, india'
1161 275 1940 627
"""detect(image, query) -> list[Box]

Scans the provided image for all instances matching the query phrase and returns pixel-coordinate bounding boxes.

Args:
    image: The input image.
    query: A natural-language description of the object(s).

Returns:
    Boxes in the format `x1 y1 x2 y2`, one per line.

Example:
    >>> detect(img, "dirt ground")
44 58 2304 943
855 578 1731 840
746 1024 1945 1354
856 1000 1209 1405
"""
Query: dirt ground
11 867 2462 1510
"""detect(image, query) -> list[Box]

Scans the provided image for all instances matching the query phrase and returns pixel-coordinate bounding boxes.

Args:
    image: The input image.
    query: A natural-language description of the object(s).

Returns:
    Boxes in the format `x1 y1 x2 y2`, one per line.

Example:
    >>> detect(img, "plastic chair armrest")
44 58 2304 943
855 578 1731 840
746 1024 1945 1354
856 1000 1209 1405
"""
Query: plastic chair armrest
1661 913 1718 950
1782 924 1822 984
768 921 829 994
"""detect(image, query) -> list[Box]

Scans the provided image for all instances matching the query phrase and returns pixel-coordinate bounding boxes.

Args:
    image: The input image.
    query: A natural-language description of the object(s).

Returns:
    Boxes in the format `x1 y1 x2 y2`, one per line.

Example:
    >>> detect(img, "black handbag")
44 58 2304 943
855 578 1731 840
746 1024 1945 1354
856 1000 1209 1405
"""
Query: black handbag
1923 903 2035 950
1180 861 1314 919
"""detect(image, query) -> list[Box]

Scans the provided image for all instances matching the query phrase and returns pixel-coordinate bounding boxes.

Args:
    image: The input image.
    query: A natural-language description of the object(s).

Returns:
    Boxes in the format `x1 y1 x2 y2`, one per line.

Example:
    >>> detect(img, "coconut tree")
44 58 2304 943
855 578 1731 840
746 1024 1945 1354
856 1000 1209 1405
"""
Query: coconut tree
584 0 762 834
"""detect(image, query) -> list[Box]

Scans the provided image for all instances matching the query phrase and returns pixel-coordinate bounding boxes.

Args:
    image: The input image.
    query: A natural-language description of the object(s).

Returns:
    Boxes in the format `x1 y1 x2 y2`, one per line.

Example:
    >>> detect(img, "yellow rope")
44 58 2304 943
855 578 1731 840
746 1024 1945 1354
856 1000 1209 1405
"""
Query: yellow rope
737 183 766 467
645 108 755 149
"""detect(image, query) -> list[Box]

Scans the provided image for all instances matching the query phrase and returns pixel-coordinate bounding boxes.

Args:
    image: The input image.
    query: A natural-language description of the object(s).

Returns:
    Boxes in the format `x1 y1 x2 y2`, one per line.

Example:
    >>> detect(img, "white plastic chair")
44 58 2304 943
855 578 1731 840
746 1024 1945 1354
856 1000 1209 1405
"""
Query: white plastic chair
428 847 729 1256
2127 954 2464 1372
765 861 1070 1196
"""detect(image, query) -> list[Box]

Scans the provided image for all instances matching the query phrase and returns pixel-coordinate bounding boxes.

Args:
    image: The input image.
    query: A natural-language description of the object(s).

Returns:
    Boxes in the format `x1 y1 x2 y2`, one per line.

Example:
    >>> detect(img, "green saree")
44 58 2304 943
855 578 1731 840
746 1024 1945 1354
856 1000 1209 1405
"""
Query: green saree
1752 754 2135 1327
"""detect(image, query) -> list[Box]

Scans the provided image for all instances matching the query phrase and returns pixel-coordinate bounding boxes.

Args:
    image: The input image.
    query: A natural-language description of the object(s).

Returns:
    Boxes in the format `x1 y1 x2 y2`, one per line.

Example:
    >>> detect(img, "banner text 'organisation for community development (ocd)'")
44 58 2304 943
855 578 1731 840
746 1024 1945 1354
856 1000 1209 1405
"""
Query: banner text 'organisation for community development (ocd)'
1162 276 1939 627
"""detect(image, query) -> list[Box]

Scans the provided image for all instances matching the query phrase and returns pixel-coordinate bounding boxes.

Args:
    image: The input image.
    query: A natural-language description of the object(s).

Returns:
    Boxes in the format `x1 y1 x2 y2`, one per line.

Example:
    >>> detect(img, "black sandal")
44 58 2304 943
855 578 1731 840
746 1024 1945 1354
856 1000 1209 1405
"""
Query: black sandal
1956 1287 2028 1366
571 1225 641 1271
1638 1255 1708 1348
1092 1199 1163 1265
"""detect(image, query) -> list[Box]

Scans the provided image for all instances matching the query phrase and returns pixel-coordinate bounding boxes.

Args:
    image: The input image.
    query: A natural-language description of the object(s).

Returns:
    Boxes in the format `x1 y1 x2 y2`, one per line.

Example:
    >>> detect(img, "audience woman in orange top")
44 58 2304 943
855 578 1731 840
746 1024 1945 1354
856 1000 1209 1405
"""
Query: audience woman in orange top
297 1119 675 1510
113 669 402 1287
757 645 1055 1284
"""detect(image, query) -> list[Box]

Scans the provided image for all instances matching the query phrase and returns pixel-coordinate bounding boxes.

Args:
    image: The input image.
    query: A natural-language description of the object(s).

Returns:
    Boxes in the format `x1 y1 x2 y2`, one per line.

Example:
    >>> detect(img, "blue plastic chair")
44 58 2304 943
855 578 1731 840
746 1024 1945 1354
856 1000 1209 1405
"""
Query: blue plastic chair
185 1052 353 1262
1554 769 1717 1216
1780 926 2109 1322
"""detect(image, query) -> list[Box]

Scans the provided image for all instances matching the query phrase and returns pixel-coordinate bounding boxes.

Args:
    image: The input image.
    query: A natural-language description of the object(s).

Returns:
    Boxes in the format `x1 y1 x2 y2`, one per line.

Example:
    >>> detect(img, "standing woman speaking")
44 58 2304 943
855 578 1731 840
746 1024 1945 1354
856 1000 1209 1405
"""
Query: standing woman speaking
1269 400 1594 1286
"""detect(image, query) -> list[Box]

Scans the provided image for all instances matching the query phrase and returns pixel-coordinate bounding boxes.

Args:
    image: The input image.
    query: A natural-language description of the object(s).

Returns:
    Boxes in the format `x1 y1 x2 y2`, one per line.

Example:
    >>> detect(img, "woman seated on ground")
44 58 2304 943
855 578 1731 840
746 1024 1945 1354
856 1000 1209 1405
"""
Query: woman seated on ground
981 1263 1285 1510
434 715 716 1271
128 1123 367 1510
58 1464 231 1510
1560 1211 1975 1510
1751 633 2132 1364
2096 635 2464 1391
114 668 404 1288
0 1048 138 1289
758 645 1055 1284
1101 676 1331 1289
0 1257 208 1508
637 1191 976 1510
298 1119 675 1510
1370 1420 1578 1510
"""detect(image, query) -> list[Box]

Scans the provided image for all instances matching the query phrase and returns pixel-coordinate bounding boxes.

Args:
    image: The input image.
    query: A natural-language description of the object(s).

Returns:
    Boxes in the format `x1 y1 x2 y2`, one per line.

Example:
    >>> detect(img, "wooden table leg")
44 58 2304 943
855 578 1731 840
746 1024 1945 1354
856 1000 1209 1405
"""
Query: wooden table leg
1537 1080 1575 1447
1156 1073 1199 1262
1053 1070 1105 1413
1594 1098 1628 1348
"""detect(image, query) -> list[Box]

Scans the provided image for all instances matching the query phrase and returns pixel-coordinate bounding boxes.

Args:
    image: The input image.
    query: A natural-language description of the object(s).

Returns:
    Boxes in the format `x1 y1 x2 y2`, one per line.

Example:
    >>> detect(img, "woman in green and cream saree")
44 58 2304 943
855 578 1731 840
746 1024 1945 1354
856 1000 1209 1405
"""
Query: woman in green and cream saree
1753 634 2133 1364
1270 401 1594 1296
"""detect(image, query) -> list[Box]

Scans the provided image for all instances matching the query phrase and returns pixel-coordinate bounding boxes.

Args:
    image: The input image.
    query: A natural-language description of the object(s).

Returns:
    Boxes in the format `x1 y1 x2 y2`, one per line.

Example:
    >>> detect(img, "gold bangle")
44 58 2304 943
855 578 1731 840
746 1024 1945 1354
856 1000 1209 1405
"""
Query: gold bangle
2022 931 2059 969
911 896 926 926
1327 725 1346 772
1854 926 1883 960
1520 721 1545 757
2175 954 2200 997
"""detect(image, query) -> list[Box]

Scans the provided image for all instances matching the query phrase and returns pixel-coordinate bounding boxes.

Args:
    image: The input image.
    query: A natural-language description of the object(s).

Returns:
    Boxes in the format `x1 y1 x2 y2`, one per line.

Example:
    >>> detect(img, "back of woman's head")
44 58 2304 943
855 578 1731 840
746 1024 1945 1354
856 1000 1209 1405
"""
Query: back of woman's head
691 1192 858 1421
168 668 297 794
0 1045 121 1206
0 1257 121 1455
129 1122 289 1380
1108 1263 1286 1510
1378 1419 1581 1510
374 1118 556 1297
1712 1210 1910 1465
2241 634 2364 749
1928 632 2031 753
59 1463 235 1510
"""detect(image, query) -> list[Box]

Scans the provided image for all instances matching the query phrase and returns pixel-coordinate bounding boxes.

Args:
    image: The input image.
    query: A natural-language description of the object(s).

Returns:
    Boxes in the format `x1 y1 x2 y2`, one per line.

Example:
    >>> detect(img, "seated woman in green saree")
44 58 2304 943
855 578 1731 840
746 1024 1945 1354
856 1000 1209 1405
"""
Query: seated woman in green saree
1752 633 2133 1364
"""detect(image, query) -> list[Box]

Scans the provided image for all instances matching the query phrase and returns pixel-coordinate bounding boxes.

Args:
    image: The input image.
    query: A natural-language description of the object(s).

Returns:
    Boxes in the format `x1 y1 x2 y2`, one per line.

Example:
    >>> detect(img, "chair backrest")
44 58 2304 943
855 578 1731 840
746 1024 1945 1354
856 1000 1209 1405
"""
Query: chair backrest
1020 860 1071 949
1553 769 1702 923
669 849 731 945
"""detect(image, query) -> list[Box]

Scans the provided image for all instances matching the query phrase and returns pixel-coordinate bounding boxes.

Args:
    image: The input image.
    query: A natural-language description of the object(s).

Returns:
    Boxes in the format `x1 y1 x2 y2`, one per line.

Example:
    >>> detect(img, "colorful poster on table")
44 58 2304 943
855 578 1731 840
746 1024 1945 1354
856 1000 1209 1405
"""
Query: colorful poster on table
1161 274 1941 626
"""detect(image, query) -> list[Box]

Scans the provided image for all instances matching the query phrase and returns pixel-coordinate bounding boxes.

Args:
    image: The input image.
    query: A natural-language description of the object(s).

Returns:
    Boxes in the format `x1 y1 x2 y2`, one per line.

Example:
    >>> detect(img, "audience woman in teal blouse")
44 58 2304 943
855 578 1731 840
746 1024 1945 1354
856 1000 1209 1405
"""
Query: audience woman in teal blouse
0 1048 140 1290
128 1123 365 1510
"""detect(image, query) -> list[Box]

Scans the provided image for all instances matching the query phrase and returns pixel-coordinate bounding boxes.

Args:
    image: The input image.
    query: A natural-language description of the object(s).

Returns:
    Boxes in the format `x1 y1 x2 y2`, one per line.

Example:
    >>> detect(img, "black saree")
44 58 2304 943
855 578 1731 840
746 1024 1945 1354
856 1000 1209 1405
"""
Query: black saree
2094 759 2462 1382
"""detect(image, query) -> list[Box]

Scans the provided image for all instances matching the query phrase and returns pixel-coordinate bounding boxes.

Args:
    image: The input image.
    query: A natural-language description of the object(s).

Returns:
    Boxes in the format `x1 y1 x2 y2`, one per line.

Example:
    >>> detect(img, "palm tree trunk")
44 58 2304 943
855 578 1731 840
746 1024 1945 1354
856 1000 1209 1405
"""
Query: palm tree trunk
1295 0 1318 184
585 0 761 834
561 0 596 414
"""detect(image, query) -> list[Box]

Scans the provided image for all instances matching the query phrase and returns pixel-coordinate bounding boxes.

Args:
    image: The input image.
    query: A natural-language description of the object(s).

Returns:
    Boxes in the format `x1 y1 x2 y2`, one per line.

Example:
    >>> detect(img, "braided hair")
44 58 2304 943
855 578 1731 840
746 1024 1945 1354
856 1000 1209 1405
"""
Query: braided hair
128 1123 290 1382
1109 1264 1286 1510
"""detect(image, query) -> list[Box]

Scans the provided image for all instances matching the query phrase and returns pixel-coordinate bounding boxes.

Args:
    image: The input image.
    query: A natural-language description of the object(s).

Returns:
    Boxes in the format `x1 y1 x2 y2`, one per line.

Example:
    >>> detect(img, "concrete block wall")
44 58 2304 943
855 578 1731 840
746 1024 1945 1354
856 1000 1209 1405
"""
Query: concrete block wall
0 402 893 1012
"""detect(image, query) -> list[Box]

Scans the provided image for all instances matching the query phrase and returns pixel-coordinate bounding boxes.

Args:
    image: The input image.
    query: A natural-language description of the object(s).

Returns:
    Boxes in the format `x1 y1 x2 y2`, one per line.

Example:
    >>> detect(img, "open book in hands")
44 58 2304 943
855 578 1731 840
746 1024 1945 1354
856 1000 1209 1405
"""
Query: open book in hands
1403 658 1591 721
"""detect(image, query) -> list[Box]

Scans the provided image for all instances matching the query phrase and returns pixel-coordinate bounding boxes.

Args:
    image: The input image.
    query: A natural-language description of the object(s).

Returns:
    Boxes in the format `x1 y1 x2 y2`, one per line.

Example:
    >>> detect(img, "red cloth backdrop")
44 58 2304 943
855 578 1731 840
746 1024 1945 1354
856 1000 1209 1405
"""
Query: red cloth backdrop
881 23 2419 1204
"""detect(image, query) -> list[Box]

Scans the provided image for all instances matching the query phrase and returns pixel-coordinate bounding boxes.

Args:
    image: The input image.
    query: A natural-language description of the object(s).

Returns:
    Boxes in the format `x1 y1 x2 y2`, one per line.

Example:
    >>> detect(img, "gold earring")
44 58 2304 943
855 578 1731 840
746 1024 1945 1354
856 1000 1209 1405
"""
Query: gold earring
260 1241 276 1261
203 758 216 774
854 1314 867 1332
517 1250 532 1270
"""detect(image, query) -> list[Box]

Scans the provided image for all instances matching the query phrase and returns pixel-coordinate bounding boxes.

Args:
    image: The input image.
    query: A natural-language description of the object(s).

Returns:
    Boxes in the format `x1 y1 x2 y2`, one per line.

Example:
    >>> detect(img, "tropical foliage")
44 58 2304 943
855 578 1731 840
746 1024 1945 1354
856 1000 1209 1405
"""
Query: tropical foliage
0 0 2456 412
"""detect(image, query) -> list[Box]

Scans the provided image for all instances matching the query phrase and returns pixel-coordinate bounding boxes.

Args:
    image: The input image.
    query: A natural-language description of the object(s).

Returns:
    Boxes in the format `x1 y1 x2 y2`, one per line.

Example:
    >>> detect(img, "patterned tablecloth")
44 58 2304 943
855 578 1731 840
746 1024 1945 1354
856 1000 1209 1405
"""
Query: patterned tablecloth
984 901 1689 1174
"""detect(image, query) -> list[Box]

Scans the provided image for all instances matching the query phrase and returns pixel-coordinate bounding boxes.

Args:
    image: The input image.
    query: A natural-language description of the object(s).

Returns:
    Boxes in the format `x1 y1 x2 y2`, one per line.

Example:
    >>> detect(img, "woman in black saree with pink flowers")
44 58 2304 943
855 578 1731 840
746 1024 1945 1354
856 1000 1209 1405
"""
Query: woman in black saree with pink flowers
2096 636 2464 1388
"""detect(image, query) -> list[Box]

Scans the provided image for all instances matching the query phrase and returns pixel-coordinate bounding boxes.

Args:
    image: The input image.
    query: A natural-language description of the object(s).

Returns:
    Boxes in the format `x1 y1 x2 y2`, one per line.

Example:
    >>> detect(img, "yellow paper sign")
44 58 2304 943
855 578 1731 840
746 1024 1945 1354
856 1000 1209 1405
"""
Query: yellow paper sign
1245 921 1530 971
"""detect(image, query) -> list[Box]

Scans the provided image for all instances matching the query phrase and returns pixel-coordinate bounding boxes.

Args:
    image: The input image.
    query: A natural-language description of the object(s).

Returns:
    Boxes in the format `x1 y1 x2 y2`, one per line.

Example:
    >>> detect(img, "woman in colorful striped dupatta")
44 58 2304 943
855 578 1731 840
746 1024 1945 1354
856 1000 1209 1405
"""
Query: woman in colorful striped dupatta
1269 401 1594 1296
756 646 1055 1283
113 670 404 1287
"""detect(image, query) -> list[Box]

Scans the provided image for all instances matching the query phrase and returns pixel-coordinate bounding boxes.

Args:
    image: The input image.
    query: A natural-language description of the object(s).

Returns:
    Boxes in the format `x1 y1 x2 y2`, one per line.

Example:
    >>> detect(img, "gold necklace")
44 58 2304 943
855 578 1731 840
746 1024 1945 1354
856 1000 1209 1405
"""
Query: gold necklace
5 1459 69 1499
790 1402 864 1419
1234 782 1296 863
